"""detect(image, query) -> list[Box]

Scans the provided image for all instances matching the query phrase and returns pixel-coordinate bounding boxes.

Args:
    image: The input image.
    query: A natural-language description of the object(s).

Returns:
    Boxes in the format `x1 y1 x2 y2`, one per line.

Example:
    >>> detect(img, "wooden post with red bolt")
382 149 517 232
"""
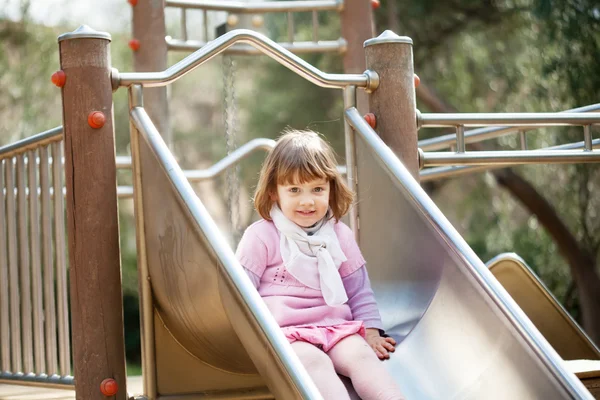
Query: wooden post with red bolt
131 0 171 146
340 0 375 113
57 25 127 400
364 31 419 180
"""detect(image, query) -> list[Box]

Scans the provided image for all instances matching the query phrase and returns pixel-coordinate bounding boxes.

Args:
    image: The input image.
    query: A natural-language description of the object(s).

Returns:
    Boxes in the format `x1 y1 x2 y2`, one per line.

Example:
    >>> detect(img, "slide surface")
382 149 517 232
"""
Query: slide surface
132 106 592 399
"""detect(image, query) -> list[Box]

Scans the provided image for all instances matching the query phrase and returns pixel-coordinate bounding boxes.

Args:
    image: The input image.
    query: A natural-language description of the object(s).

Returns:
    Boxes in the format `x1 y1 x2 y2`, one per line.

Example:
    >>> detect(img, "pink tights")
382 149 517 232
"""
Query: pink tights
291 334 405 400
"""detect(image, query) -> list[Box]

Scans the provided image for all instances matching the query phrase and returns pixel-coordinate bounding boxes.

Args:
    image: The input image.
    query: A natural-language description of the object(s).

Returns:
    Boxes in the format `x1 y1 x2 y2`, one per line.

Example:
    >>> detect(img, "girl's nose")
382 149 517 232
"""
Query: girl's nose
299 195 315 206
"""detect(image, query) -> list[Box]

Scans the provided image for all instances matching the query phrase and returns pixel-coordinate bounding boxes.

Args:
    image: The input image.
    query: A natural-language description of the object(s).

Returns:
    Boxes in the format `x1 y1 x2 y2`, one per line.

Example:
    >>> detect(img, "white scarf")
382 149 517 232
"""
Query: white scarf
270 205 348 306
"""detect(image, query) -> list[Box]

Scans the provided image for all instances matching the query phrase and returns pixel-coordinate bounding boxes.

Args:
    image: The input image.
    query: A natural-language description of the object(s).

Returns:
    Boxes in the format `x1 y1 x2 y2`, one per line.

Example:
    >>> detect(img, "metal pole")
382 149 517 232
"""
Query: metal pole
0 159 11 373
421 149 600 166
128 84 157 399
343 86 358 240
519 130 527 150
312 10 319 42
132 0 171 145
583 125 593 151
364 31 419 179
287 12 295 43
52 142 70 377
6 159 22 374
456 125 465 153
58 26 127 399
27 150 45 374
40 146 57 376
181 8 188 41
17 154 33 374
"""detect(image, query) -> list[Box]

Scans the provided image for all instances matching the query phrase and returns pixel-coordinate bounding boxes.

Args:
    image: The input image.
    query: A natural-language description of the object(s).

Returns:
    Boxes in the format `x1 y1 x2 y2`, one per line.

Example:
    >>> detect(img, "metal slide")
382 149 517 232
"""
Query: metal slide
130 102 593 399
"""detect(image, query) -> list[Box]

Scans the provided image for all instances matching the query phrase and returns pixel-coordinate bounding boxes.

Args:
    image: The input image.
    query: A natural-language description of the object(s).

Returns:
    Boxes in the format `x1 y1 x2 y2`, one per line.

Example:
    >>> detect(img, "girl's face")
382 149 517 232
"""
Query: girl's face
273 178 330 228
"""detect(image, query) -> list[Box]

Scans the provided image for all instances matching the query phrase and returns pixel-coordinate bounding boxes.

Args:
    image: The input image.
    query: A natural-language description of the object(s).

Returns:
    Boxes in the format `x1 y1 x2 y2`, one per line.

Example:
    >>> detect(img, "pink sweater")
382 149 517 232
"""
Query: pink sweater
236 219 383 330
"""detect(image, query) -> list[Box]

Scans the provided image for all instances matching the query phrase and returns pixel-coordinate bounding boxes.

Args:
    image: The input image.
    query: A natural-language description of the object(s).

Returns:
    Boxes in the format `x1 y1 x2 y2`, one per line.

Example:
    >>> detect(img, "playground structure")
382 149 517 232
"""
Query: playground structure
1 0 600 399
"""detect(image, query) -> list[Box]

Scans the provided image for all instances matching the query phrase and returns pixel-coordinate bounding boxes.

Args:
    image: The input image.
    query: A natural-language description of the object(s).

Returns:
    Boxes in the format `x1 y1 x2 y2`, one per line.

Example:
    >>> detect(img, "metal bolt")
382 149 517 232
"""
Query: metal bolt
100 378 118 397
128 39 141 52
128 0 138 5
364 113 377 129
88 111 106 129
371 0 381 10
51 70 67 88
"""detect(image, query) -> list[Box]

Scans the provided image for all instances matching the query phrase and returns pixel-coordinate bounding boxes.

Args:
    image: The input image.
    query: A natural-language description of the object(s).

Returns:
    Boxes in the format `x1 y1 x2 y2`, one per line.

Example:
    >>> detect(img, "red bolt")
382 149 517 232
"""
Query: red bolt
100 378 118 397
364 113 377 129
128 0 138 5
128 38 140 52
51 70 66 88
88 111 106 129
371 0 381 10
414 73 420 88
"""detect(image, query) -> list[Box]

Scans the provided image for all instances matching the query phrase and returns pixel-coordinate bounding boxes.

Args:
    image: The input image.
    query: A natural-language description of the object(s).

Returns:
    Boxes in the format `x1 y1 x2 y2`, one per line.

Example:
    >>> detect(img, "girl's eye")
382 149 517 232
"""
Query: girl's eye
314 187 323 192
290 187 299 193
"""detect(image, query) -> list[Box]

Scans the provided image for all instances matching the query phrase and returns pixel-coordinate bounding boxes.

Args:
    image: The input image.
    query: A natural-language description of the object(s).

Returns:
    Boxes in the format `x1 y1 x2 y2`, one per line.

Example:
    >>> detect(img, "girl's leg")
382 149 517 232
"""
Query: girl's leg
327 335 405 400
291 341 351 400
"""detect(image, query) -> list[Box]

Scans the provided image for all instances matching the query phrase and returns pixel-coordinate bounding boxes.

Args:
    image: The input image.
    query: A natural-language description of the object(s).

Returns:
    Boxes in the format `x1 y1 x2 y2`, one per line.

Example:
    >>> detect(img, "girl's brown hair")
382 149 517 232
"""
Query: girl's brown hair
254 129 353 221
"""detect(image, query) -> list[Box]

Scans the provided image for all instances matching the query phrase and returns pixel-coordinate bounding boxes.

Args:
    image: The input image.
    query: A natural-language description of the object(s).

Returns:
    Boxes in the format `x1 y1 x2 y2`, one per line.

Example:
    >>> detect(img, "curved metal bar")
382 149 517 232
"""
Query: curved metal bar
418 112 600 128
166 37 347 55
344 106 590 399
421 149 600 167
419 103 600 151
117 29 374 90
420 138 600 181
166 0 343 13
0 371 74 389
185 138 275 181
0 127 63 160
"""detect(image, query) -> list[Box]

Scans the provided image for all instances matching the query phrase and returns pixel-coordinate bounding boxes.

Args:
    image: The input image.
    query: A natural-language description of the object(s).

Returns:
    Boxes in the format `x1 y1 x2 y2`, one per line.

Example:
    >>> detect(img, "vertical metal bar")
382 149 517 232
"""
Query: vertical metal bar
28 150 45 374
287 12 294 43
0 159 10 372
17 154 33 374
40 146 57 376
312 10 319 42
203 10 209 42
583 125 593 151
129 85 157 398
519 130 528 150
6 158 22 373
181 8 188 41
343 86 359 241
456 125 465 153
52 142 70 376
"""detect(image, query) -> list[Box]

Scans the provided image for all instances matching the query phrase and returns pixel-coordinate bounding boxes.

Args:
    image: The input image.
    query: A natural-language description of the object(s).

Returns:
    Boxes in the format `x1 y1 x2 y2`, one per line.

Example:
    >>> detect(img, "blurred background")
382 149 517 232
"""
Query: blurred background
1 0 599 372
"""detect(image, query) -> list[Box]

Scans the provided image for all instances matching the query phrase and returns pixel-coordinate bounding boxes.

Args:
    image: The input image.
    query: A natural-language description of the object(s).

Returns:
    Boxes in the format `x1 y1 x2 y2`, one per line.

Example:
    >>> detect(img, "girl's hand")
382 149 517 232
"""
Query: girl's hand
365 328 396 360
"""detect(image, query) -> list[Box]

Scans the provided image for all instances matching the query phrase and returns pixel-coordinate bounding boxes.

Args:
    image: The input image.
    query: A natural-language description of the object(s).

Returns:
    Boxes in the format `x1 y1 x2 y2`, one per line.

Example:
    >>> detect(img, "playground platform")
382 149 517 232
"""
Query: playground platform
0 376 143 399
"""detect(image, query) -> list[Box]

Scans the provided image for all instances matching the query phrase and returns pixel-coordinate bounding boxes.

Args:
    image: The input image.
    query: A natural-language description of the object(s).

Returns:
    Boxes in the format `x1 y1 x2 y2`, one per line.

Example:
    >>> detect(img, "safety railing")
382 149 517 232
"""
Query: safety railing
417 108 600 180
165 0 346 54
0 127 73 388
344 106 591 399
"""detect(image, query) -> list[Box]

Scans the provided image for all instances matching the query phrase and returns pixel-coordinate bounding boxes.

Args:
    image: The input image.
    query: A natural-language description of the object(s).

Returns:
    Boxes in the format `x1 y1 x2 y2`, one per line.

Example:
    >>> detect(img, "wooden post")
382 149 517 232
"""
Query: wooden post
58 26 127 400
340 0 375 113
364 31 419 179
131 0 171 145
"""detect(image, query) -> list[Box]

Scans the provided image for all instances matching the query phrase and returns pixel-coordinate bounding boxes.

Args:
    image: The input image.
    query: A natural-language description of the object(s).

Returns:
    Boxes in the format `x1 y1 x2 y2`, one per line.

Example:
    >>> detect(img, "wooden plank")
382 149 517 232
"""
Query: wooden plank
58 27 127 400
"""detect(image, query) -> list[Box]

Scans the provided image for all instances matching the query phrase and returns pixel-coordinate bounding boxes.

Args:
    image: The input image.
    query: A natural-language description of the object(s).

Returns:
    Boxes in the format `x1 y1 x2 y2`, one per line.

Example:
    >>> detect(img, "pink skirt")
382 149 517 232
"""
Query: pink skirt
281 321 366 352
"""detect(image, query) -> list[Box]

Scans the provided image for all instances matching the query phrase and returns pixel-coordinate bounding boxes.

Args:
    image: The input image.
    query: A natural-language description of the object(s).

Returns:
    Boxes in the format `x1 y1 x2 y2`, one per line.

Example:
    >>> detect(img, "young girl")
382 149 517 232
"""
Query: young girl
236 130 405 400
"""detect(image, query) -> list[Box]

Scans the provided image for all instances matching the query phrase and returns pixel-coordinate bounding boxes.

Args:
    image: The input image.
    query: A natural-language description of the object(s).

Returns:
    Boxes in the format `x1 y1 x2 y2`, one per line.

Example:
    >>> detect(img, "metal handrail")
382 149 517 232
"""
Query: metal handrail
185 138 274 180
115 29 377 90
166 37 347 55
0 127 63 159
344 106 589 399
418 103 600 151
166 0 343 13
420 138 600 181
420 149 600 167
418 111 600 128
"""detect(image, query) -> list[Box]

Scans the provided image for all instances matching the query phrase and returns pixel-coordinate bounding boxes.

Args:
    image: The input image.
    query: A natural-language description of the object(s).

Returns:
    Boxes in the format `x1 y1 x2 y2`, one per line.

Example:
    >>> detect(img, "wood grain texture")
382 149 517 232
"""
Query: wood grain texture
340 0 374 113
365 41 419 179
59 36 127 400
132 0 171 143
